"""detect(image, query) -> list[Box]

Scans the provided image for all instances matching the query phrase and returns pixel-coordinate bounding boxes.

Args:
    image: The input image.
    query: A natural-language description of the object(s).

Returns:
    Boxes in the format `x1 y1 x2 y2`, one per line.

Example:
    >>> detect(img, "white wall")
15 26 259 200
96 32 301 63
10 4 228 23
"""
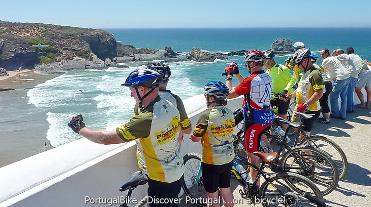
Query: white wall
0 95 243 207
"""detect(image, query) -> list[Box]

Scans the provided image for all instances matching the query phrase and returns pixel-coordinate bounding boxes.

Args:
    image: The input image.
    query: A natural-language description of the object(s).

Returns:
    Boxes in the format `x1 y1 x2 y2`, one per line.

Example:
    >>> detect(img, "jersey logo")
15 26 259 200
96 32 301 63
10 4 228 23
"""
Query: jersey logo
155 116 180 144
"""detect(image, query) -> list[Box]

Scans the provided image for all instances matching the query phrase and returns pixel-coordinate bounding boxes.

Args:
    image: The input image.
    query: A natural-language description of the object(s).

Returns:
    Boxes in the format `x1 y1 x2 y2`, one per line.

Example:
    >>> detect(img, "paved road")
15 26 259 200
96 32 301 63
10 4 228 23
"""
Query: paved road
181 109 371 207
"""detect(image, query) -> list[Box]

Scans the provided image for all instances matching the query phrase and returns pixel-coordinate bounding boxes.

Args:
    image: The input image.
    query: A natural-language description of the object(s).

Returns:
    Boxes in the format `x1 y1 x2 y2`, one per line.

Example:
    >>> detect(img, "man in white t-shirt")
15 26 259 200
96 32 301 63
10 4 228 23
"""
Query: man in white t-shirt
332 49 357 112
347 47 371 109
320 49 351 120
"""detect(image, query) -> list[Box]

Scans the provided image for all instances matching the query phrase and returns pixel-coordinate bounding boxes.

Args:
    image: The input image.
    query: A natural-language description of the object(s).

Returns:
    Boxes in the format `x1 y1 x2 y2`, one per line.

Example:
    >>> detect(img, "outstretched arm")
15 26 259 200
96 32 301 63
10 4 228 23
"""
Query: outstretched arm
79 128 123 145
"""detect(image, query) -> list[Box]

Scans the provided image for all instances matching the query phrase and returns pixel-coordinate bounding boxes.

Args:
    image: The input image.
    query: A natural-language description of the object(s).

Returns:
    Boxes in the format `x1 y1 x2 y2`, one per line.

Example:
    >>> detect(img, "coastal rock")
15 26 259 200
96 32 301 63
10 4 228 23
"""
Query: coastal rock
164 46 177 58
228 50 246 56
0 67 8 76
271 38 295 54
0 21 117 70
187 48 227 62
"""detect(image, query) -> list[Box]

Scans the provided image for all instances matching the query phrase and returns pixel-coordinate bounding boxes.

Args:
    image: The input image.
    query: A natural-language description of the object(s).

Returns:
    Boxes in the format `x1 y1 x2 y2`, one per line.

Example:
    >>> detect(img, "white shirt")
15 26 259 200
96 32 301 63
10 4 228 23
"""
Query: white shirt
348 53 365 77
321 56 351 81
335 54 357 78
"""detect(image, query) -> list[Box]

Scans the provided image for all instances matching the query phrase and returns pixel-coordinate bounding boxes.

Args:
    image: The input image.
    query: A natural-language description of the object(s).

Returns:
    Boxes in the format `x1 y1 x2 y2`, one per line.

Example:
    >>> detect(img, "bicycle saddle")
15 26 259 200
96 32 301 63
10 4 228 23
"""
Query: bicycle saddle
253 152 278 164
119 171 148 192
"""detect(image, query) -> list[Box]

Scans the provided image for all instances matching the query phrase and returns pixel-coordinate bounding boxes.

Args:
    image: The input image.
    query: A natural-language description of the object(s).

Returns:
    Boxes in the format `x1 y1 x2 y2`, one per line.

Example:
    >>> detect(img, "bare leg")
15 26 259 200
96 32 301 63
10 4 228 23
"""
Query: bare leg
219 188 234 207
248 153 260 186
206 191 220 207
355 87 366 107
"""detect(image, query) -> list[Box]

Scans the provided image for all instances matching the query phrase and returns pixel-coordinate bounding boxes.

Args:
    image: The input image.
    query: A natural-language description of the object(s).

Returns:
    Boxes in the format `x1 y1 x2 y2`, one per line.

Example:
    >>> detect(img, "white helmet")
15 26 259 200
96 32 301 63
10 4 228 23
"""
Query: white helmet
293 41 305 50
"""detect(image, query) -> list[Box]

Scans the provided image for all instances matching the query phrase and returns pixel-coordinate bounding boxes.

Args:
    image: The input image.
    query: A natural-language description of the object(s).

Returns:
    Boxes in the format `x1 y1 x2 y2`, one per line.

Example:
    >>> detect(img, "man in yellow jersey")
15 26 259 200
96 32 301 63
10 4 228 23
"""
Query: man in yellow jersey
68 68 184 207
292 49 324 137
192 81 235 207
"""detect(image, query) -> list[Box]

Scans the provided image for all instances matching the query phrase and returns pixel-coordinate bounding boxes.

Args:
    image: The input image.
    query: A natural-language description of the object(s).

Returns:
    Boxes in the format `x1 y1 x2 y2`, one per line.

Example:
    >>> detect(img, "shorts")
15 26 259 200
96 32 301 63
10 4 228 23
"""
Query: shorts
356 70 371 89
148 176 183 207
271 97 290 115
244 123 271 153
201 162 232 193
301 111 320 132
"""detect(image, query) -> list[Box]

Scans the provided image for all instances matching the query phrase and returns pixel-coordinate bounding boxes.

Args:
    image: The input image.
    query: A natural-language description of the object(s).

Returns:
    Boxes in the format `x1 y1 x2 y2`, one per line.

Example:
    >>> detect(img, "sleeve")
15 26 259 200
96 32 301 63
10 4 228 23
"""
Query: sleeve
234 76 253 96
172 93 191 129
116 112 153 142
309 70 324 91
192 112 209 137
283 66 298 93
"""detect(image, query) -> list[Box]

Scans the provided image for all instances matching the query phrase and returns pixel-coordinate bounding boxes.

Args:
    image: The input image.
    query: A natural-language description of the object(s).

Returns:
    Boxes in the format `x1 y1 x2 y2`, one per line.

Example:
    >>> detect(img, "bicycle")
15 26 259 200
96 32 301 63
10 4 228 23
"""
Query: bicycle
182 152 327 207
233 110 339 195
278 112 348 180
119 171 149 207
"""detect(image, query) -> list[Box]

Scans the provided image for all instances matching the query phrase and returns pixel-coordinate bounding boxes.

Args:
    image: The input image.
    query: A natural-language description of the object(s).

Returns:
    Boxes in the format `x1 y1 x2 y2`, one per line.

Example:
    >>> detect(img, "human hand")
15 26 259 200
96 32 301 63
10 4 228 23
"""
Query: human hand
68 114 86 133
296 103 307 112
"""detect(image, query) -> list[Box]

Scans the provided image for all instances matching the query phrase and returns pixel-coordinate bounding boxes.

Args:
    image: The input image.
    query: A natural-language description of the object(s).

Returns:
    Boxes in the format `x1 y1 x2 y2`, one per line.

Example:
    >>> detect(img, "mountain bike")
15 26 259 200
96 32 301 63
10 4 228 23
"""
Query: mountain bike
182 152 327 207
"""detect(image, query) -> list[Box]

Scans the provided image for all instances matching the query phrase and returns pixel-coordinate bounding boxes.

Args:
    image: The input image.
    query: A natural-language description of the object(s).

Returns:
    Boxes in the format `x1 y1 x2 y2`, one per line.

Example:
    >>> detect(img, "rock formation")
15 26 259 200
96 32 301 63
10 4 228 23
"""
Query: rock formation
271 38 295 54
187 48 227 62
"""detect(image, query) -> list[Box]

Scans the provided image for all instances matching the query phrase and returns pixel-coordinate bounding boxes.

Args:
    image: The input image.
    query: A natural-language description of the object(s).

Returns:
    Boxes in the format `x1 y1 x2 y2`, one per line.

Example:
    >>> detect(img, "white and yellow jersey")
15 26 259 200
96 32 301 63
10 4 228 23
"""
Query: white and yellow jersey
193 106 235 165
116 96 184 183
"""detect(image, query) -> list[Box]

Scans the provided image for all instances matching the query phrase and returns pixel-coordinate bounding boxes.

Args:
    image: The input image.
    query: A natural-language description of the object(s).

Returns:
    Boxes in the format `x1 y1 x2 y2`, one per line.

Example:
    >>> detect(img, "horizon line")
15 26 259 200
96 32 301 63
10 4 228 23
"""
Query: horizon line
103 26 371 29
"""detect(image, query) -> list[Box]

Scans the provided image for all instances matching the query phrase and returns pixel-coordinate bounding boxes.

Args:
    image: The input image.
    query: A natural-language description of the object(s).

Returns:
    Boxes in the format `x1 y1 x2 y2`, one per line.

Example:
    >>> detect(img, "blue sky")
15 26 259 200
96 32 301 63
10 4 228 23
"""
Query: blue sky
1 0 370 28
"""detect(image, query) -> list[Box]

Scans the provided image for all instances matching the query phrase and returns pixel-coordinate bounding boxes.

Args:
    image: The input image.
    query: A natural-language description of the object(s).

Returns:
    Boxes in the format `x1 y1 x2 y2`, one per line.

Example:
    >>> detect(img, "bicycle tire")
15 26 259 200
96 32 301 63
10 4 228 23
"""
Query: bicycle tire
182 153 207 207
301 135 348 180
280 146 339 195
260 172 325 207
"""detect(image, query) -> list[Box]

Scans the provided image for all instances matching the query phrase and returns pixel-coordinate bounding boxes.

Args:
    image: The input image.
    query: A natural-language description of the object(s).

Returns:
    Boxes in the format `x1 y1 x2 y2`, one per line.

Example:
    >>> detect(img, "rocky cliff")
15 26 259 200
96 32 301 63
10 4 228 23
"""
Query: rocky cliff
0 21 117 70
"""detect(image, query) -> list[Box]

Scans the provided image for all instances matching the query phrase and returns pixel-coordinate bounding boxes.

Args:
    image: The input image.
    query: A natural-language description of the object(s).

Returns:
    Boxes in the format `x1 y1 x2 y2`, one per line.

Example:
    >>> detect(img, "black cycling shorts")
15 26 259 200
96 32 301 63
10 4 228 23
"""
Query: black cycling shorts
147 175 183 207
201 162 232 193
271 97 290 115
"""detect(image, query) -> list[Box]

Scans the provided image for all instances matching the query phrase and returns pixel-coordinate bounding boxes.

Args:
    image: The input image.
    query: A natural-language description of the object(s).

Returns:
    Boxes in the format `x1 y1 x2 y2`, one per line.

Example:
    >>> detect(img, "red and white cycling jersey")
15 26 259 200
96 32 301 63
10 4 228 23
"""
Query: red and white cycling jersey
235 71 272 110
235 70 273 153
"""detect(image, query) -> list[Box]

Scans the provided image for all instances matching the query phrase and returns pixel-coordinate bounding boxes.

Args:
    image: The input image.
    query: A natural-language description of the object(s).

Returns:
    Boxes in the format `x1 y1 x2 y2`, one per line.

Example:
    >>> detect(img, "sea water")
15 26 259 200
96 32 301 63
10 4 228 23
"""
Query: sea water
20 28 371 147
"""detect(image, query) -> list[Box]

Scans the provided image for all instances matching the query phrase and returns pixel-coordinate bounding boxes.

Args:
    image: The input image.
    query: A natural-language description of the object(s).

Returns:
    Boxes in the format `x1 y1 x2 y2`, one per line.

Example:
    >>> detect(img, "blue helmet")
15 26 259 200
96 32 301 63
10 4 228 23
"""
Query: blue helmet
310 52 319 62
122 68 160 88
204 81 229 100
147 62 171 82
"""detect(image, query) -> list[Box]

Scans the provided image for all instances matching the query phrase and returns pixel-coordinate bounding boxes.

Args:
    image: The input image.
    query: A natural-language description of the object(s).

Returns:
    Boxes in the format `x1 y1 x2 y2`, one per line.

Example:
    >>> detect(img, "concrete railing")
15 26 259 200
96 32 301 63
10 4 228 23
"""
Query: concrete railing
0 95 243 207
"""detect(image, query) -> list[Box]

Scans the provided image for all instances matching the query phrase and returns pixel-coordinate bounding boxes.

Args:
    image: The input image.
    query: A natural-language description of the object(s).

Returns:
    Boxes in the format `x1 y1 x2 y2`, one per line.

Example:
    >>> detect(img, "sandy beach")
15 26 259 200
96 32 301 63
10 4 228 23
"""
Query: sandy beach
0 69 57 168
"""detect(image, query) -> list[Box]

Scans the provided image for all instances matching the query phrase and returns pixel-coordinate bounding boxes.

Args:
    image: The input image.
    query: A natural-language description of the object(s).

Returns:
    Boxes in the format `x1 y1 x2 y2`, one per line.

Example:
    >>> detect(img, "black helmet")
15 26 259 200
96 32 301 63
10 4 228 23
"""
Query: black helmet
264 49 275 59
122 68 160 88
292 48 311 64
147 62 171 83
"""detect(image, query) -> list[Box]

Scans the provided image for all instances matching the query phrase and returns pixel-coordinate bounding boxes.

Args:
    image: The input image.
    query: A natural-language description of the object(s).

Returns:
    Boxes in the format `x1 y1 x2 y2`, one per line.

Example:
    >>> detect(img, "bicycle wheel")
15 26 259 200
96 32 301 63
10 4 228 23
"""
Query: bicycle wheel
281 146 339 195
182 153 206 207
260 172 324 207
301 135 348 180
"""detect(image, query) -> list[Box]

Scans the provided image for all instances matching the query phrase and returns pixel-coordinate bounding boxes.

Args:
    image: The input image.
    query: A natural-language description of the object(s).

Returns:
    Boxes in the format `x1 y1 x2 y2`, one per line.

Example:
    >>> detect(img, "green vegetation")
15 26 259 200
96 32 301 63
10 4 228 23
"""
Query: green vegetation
39 53 56 64
75 50 91 60
28 37 49 46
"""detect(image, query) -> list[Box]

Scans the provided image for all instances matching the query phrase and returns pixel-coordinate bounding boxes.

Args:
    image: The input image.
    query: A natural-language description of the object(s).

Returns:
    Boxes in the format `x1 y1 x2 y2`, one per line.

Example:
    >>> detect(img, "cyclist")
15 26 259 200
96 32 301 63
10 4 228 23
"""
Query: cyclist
147 62 192 138
192 81 235 207
264 49 296 121
68 68 184 207
292 48 324 137
225 50 274 186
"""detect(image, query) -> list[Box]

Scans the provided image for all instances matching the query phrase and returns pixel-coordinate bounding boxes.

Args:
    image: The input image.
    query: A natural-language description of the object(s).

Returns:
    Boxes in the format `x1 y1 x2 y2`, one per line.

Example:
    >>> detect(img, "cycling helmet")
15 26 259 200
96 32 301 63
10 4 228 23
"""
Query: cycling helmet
245 50 265 63
122 68 160 88
293 41 305 50
310 52 319 62
264 49 275 59
292 48 311 64
147 62 171 82
204 81 229 100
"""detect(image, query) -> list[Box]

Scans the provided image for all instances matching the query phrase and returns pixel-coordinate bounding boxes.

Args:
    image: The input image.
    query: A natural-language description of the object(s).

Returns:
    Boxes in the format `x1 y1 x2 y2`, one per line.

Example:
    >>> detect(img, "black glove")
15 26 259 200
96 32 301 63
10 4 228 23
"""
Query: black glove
68 114 86 133
232 65 239 75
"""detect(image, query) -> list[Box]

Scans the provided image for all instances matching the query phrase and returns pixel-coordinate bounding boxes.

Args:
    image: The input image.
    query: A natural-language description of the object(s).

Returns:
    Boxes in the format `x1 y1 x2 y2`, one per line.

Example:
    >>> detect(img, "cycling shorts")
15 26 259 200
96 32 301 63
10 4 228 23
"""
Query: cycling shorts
201 162 232 193
244 123 271 153
147 175 183 207
271 97 290 115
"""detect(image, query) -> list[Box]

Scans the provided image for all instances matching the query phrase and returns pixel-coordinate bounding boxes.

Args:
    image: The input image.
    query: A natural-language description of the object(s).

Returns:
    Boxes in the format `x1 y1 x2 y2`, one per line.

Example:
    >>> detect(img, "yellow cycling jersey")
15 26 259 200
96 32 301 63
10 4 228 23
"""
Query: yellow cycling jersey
116 96 184 183
296 66 324 111
193 106 235 165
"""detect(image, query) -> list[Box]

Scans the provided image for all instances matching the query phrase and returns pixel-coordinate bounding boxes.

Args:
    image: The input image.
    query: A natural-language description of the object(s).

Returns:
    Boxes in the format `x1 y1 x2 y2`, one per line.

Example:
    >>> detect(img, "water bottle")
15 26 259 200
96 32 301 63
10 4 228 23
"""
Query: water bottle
232 160 250 183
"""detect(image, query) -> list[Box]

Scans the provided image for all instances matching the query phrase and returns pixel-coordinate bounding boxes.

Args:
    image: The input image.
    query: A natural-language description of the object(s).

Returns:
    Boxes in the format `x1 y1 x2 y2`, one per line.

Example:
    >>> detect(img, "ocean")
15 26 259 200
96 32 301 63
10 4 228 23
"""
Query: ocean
1 28 371 165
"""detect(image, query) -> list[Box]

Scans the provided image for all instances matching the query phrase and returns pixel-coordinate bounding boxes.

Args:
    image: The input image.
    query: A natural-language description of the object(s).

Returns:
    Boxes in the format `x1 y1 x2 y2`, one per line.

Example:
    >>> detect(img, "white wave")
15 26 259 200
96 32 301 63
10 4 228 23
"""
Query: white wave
46 112 81 147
